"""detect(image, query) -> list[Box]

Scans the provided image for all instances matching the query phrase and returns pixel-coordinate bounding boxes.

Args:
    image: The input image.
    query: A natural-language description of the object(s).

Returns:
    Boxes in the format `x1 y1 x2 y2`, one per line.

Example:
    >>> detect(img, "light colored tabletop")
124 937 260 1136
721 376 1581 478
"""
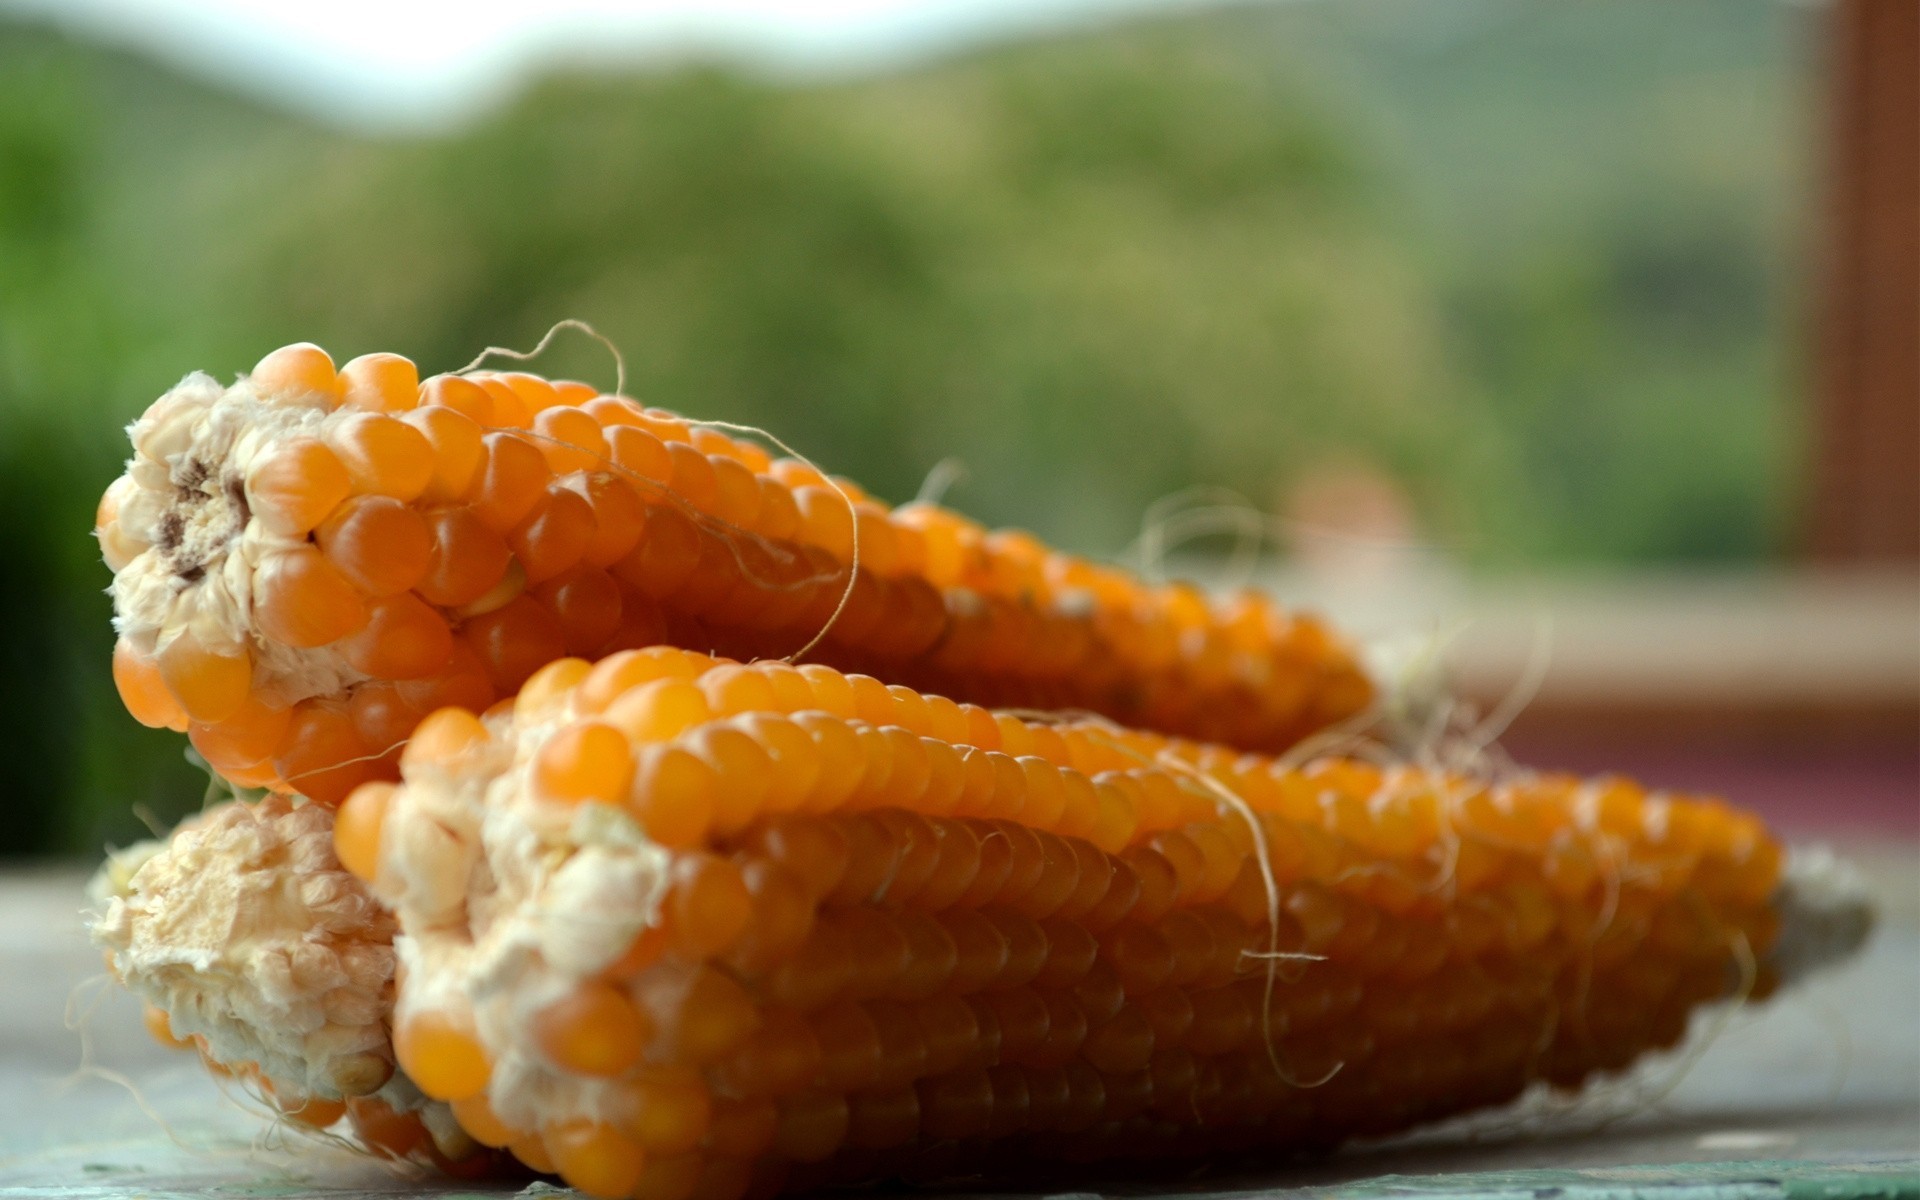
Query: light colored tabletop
2 841 1915 1199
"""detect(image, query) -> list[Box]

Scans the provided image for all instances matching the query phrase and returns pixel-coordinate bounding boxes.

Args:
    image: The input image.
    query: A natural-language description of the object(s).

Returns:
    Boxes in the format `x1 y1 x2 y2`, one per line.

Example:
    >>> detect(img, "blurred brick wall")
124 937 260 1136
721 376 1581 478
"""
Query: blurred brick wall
1807 0 1919 563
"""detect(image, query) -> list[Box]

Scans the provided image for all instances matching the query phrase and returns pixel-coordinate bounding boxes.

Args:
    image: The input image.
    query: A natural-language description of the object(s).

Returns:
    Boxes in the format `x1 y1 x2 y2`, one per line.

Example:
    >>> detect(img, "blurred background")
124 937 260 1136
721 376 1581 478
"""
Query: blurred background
0 0 1912 858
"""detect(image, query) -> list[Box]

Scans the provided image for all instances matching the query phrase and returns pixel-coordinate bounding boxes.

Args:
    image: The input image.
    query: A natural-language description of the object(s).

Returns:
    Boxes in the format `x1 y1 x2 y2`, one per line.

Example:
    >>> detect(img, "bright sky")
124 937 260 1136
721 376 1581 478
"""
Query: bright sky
4 0 1219 129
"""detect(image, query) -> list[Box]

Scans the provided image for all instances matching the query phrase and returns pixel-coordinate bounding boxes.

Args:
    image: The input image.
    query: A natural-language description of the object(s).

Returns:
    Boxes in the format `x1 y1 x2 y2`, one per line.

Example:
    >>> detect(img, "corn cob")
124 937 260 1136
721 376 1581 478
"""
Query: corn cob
94 650 1850 1199
98 344 1369 804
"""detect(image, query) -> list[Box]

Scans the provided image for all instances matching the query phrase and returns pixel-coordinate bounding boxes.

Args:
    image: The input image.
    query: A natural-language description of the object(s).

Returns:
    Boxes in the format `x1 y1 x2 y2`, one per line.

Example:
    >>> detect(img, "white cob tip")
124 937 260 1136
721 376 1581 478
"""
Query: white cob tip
106 372 365 708
88 796 399 1102
1768 844 1877 985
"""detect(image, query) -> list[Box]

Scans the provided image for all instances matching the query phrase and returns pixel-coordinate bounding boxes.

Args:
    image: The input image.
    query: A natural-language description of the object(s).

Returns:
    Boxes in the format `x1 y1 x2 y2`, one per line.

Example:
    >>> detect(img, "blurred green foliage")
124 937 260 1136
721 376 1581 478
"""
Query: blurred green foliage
0 0 1811 856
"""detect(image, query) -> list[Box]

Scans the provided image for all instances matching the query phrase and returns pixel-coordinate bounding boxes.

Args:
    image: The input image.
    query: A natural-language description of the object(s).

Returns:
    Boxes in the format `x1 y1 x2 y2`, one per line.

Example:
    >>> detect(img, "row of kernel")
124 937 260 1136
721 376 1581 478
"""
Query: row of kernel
571 388 1365 706
460 366 1379 754
744 1001 1552 1185
767 956 1735 1185
443 949 1558 1194
483 660 1758 933
412 889 1758 1193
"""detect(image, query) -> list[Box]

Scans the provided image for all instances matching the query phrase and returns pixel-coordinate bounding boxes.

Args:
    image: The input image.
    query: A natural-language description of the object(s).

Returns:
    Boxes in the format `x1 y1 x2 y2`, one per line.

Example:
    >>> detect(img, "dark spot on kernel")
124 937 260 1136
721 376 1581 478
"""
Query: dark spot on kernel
157 512 185 552
225 474 251 525
180 565 205 584
178 458 209 490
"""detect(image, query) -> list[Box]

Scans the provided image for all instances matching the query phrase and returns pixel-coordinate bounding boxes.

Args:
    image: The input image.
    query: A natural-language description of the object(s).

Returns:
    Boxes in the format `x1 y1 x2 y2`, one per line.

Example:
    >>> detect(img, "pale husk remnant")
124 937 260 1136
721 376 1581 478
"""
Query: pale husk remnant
91 794 398 1102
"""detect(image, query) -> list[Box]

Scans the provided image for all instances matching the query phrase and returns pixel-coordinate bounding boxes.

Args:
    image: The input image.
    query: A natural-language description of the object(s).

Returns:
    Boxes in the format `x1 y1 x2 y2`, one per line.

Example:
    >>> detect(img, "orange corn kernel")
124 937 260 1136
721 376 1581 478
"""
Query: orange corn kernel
471 432 552 531
532 565 624 655
666 855 753 959
254 547 369 649
338 592 454 679
627 1066 713 1155
687 725 773 836
113 638 188 730
468 375 532 428
395 1005 491 1101
401 706 489 771
637 965 760 1065
629 747 717 849
517 656 594 717
607 424 675 490
462 595 567 693
187 695 291 773
773 1092 848 1162
535 982 652 1077
245 438 352 537
496 371 560 413
273 699 374 805
449 1091 519 1149
315 495 433 597
533 406 610 474
573 474 648 567
329 413 434 501
334 781 394 881
344 1094 429 1159
420 374 494 423
605 678 715 744
664 442 720 512
534 721 636 806
399 403 486 503
347 680 421 765
577 647 703 710
509 486 596 584
707 456 762 529
794 486 855 561
395 638 496 717
417 506 512 607
339 352 419 413
508 1133 555 1173
547 1120 647 1200
155 635 252 724
252 342 340 402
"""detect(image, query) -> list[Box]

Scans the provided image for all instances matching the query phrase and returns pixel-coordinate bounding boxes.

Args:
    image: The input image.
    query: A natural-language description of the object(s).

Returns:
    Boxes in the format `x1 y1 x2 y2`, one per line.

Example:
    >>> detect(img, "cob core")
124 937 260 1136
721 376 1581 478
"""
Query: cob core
100 344 1371 808
94 649 1820 1199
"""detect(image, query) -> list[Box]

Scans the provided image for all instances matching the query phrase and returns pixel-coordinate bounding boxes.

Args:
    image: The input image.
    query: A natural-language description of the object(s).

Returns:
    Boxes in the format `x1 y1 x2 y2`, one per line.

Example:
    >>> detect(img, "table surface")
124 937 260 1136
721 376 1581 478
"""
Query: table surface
2 841 1915 1200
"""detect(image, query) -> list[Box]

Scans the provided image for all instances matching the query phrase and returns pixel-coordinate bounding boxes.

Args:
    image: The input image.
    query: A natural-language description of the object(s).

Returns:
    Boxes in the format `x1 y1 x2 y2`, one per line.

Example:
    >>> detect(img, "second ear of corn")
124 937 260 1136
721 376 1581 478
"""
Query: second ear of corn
98 649 1785 1200
100 343 1371 808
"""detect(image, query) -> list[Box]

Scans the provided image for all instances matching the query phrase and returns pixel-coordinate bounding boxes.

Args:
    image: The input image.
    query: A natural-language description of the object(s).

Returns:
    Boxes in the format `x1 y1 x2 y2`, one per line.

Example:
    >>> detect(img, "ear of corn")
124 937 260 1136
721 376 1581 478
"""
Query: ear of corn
93 343 1867 1199
98 345 1370 807
96 650 1797 1199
